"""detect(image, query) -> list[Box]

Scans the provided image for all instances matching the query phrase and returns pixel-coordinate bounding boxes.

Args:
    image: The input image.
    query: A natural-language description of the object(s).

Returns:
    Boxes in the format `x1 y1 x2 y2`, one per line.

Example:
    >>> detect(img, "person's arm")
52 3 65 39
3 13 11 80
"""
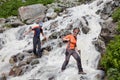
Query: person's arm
40 28 46 39
23 28 32 36
62 35 70 42
75 47 81 54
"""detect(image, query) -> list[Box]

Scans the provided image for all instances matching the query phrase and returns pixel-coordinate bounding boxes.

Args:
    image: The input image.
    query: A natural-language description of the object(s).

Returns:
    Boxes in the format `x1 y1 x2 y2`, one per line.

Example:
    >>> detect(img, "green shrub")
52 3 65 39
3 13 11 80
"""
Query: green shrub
116 21 120 32
112 8 120 22
100 35 120 80
107 68 120 80
101 35 120 70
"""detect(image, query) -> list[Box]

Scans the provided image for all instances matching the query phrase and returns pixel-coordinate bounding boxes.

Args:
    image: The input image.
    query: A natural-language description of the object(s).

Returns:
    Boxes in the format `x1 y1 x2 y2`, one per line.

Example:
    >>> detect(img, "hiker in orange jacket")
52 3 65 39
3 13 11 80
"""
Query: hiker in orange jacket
61 28 85 74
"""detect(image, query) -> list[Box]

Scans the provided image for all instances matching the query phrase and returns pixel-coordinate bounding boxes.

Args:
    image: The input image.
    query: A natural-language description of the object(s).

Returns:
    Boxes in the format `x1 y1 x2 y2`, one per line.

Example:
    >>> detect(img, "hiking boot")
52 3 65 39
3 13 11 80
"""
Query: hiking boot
78 71 86 74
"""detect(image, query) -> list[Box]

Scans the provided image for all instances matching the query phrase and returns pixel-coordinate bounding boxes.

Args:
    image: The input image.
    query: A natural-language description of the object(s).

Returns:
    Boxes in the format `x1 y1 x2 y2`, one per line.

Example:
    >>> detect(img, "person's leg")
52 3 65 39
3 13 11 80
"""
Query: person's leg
61 49 71 71
72 50 83 73
37 38 42 57
33 37 37 56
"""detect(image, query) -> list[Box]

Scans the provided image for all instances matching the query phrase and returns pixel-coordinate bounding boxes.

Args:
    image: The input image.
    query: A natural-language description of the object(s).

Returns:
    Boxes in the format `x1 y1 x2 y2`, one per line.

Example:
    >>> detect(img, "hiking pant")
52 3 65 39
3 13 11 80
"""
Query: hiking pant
61 49 83 72
33 36 42 57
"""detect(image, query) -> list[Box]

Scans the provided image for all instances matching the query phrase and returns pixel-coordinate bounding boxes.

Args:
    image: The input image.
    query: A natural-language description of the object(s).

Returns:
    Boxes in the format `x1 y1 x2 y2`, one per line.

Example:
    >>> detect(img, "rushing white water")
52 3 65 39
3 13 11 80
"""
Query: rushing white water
0 0 113 80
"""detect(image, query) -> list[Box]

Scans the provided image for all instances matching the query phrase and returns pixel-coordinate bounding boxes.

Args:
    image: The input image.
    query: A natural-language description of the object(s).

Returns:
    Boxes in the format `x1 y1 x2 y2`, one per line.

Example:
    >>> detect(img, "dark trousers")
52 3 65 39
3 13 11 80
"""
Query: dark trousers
61 49 83 72
33 36 42 57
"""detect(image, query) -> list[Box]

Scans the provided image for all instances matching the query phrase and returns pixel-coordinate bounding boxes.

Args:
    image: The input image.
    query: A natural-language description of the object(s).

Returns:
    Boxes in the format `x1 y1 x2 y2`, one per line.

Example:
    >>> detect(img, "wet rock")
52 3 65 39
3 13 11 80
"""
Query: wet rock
42 49 49 55
47 12 58 20
5 16 24 27
99 19 117 44
82 16 89 26
0 27 6 33
9 55 17 65
1 73 7 80
59 29 71 38
97 0 103 6
15 68 22 76
46 8 58 20
81 26 90 34
113 0 120 7
92 39 106 54
49 32 59 39
31 60 39 66
18 61 27 67
43 45 53 52
26 57 34 64
49 21 58 30
102 1 113 15
94 71 105 80
23 49 33 53
26 15 45 24
96 9 101 15
9 66 22 76
49 76 55 80
66 22 73 30
16 27 26 40
0 38 5 49
0 18 6 24
57 40 64 47
17 54 25 61
101 14 109 20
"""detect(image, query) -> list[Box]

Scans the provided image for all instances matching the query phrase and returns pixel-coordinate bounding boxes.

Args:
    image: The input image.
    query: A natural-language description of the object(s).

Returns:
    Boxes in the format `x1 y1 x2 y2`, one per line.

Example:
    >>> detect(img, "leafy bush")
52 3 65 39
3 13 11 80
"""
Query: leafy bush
100 35 120 80
101 35 120 70
112 8 120 22
106 68 120 80
116 21 120 32
0 0 54 18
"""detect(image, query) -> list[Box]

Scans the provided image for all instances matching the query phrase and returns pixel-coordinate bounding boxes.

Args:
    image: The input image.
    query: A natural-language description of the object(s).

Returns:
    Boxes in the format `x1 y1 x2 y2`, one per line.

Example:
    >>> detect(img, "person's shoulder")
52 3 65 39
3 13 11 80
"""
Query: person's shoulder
32 25 39 29
64 34 72 38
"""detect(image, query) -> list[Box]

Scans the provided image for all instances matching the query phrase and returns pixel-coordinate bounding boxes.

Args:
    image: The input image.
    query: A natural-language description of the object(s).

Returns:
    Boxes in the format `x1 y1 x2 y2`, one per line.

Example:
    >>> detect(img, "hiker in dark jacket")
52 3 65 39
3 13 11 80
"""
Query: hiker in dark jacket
24 22 46 57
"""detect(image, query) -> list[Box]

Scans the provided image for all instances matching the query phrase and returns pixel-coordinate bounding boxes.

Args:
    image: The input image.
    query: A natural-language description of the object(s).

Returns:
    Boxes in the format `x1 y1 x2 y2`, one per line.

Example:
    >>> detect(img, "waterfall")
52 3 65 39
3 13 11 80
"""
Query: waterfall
0 0 113 80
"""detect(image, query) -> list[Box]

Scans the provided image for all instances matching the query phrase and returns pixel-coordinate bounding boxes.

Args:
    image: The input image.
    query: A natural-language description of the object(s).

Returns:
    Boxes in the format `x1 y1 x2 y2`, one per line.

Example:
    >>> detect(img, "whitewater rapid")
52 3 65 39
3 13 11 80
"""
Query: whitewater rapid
0 0 113 80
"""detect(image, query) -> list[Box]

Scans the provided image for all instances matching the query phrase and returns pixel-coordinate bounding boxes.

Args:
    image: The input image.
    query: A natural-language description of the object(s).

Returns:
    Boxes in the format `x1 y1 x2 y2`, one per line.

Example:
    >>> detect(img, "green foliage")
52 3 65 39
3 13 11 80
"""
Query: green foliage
100 35 120 80
25 0 54 5
116 21 120 32
112 8 120 22
0 0 54 18
101 35 120 70
107 68 120 80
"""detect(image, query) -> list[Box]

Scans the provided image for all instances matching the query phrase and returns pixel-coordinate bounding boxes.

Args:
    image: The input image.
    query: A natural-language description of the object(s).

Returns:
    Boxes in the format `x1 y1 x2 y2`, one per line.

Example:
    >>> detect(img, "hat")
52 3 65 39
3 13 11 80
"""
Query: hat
39 21 43 27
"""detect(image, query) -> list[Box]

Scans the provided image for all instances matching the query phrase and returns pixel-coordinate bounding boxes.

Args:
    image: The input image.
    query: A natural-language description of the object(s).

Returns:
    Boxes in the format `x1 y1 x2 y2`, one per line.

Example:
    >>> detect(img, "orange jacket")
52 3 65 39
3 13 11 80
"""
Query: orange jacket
63 34 77 50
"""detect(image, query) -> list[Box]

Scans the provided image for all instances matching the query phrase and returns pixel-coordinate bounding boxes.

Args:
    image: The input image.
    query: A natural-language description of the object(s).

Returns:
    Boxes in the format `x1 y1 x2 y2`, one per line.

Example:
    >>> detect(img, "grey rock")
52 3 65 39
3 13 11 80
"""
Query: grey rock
81 26 90 34
0 18 6 24
18 4 47 22
31 60 39 66
92 39 106 54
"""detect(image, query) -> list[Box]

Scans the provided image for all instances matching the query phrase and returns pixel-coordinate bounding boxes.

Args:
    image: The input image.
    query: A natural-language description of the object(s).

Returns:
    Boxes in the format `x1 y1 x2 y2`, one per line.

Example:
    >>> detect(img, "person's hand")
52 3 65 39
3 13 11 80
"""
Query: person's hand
44 36 47 41
77 50 81 54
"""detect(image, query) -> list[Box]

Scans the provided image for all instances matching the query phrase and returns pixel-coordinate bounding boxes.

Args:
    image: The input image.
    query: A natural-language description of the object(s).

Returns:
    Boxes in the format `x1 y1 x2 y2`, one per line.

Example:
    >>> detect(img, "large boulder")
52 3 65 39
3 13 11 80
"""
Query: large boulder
0 18 6 24
18 4 47 23
99 18 117 44
5 16 24 27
